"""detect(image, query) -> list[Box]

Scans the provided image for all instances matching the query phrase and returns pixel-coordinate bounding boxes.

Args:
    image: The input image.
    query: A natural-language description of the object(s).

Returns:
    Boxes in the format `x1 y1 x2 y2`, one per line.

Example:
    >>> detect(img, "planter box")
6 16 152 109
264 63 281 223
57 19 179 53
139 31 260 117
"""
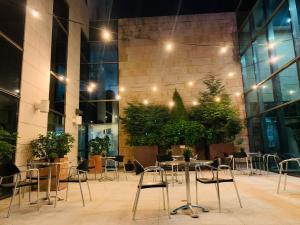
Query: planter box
209 143 234 160
89 155 103 174
133 146 158 167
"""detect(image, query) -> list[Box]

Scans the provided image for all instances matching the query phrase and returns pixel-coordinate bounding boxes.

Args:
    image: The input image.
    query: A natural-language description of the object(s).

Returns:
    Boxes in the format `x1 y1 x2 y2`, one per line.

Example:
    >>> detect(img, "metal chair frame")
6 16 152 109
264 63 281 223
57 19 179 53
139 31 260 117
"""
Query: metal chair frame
195 164 242 212
132 161 171 220
277 158 300 194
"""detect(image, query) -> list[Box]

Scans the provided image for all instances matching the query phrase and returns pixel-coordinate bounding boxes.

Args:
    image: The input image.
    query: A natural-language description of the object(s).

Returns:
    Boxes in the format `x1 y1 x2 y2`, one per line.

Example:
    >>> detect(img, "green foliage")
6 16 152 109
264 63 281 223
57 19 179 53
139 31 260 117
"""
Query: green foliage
160 120 205 148
0 127 17 162
122 103 170 146
183 147 193 159
88 136 110 155
189 75 242 144
31 132 74 160
170 89 188 121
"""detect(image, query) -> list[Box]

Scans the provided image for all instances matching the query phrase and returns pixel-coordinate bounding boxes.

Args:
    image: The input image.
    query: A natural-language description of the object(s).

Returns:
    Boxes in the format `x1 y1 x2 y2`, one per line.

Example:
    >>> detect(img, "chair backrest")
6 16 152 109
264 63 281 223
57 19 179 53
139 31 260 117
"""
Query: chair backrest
0 162 20 177
115 155 124 162
133 160 145 175
77 159 89 172
156 154 172 162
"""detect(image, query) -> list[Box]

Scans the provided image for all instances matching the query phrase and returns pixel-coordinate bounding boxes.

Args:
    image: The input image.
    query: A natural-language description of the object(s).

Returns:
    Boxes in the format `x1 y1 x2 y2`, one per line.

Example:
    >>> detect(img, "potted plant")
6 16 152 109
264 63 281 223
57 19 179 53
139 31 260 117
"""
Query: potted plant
124 160 134 172
189 75 243 159
183 147 193 162
30 132 74 190
122 103 170 167
88 135 110 174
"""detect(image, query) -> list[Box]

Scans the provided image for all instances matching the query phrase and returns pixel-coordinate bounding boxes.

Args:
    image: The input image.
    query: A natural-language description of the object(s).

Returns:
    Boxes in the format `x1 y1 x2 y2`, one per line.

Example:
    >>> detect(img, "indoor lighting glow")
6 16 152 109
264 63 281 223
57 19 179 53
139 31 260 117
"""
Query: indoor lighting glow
220 46 228 54
101 29 112 42
120 87 125 92
192 101 198 106
169 101 175 107
228 72 234 77
58 75 64 81
252 85 258 90
14 89 20 93
143 99 149 105
267 42 276 50
65 77 70 82
165 42 173 52
188 81 194 87
89 82 96 88
289 90 295 95
30 8 40 18
214 97 221 102
262 85 268 89
235 92 241 97
87 86 93 93
270 56 279 64
287 18 291 23
116 94 121 100
152 86 157 92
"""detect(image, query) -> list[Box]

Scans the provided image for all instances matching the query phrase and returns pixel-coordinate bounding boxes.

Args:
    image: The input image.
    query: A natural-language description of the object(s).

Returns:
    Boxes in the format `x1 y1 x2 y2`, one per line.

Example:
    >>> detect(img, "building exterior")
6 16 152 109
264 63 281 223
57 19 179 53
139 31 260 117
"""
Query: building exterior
237 0 300 157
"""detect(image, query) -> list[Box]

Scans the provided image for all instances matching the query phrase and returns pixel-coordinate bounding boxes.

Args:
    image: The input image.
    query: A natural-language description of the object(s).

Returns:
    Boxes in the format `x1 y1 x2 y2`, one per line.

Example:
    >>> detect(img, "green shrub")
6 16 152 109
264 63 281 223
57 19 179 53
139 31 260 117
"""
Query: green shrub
170 89 188 121
0 127 17 162
88 136 110 155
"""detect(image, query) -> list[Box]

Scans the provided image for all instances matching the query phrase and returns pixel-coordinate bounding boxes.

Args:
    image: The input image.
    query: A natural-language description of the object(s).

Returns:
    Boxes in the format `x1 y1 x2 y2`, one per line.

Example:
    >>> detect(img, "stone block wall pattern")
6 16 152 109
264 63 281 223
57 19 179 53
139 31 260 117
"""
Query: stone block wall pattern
118 13 249 162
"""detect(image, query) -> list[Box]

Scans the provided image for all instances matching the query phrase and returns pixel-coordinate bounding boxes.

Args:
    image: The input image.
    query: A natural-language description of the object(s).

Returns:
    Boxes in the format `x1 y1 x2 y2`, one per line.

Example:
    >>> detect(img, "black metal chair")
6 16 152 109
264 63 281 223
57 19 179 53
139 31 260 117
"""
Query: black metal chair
56 159 92 207
0 162 40 217
132 160 170 220
277 158 300 193
195 161 242 212
115 155 127 180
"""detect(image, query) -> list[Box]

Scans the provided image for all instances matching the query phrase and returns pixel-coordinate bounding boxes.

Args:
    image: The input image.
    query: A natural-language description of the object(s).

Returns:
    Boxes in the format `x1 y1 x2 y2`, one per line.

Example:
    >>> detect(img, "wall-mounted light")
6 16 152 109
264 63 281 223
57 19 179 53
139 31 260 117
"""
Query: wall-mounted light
73 116 82 125
34 100 49 113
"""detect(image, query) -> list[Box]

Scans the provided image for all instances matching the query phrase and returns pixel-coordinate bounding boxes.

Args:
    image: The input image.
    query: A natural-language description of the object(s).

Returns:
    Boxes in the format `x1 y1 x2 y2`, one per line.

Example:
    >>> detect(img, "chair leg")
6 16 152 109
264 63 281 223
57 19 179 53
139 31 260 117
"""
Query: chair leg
78 174 85 207
162 188 166 210
124 166 128 181
165 186 171 219
277 171 282 194
216 182 221 213
37 176 40 211
284 173 288 191
195 180 199 205
132 187 142 220
18 187 21 208
233 180 242 208
65 181 69 201
7 182 19 217
86 173 92 201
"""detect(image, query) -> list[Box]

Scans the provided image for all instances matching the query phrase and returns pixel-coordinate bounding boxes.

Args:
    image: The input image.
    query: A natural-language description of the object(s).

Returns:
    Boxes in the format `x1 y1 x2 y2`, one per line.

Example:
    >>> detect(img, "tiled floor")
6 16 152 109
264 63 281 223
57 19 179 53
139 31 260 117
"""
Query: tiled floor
0 171 300 225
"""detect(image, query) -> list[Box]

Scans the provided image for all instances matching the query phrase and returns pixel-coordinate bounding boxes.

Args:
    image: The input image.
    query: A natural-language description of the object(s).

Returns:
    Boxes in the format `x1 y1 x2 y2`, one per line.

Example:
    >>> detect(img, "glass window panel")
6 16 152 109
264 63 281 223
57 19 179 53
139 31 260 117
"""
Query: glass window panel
263 110 280 154
248 117 264 152
241 47 256 90
0 38 22 93
267 0 283 17
253 31 272 81
253 0 265 34
0 0 26 46
268 3 295 68
246 90 260 116
0 92 18 132
239 21 251 53
49 75 65 114
53 0 69 31
47 111 65 132
261 80 275 110
89 42 118 62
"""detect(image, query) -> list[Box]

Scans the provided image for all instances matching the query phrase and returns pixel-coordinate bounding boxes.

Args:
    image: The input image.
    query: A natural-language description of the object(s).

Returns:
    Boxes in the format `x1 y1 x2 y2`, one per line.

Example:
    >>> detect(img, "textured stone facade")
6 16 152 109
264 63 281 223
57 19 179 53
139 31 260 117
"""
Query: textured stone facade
118 13 248 162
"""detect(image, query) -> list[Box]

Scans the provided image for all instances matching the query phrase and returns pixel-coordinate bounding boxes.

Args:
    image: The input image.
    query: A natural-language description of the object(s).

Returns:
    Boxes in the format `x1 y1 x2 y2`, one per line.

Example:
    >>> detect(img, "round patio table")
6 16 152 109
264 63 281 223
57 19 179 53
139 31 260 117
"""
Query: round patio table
159 159 212 218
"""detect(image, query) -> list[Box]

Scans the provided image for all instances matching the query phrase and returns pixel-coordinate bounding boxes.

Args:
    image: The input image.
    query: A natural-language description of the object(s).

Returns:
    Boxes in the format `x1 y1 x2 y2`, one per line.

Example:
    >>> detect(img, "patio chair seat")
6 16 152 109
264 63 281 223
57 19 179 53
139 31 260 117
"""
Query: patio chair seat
0 180 38 188
139 181 167 189
196 177 233 184
59 177 88 183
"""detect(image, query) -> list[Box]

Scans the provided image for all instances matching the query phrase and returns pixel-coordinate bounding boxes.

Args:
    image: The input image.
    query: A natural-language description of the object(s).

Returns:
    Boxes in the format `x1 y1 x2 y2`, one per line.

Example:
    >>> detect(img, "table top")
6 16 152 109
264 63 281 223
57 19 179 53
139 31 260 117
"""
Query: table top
28 161 69 166
159 159 212 166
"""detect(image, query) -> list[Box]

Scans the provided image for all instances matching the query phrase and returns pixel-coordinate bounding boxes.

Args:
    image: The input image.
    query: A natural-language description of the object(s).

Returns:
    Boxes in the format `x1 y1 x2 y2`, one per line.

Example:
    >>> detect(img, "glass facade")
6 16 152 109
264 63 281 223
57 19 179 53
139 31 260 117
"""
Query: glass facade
238 0 300 159
78 21 119 158
47 0 69 132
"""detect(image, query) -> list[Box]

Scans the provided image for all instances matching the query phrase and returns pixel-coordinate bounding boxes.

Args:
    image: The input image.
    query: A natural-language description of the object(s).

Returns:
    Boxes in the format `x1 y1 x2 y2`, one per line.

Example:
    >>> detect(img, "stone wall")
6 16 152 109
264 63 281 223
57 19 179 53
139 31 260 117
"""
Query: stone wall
118 13 248 162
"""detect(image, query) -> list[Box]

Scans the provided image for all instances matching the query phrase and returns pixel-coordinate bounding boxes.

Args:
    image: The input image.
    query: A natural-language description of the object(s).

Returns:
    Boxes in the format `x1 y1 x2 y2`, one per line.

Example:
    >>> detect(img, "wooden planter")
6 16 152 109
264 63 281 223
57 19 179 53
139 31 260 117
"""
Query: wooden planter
133 146 158 167
39 157 68 191
209 143 234 160
89 155 103 174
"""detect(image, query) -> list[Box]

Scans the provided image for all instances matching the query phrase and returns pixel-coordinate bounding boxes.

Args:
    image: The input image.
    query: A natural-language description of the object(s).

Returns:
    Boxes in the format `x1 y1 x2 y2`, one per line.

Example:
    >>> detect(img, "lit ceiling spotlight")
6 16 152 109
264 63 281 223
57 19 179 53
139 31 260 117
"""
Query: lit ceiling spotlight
188 81 194 87
65 77 70 82
289 90 295 95
168 101 175 108
165 42 173 52
220 46 228 54
116 94 121 100
235 92 241 97
120 87 125 92
267 42 276 50
252 85 258 90
192 100 198 106
287 18 292 23
228 72 234 77
270 56 279 64
101 28 112 42
152 86 157 92
14 89 20 93
29 8 40 18
58 75 64 81
143 99 149 105
214 97 221 102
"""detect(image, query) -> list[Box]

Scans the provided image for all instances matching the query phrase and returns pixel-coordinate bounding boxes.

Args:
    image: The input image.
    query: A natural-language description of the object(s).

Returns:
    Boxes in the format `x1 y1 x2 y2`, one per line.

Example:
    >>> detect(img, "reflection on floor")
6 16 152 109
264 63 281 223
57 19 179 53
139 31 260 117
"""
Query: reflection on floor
1 171 300 225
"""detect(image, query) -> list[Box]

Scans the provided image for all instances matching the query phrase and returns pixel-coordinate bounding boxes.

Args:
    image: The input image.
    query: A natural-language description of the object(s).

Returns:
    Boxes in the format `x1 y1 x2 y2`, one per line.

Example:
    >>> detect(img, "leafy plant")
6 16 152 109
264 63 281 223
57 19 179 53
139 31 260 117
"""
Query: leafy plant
170 89 188 121
31 132 74 160
160 120 205 148
183 147 193 161
189 74 242 145
88 136 110 156
0 127 17 162
122 103 170 146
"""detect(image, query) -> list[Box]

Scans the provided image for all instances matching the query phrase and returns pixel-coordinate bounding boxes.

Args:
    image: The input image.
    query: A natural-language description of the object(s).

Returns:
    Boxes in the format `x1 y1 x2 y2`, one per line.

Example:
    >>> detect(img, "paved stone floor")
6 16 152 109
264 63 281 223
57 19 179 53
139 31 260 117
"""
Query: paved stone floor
0 171 300 225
